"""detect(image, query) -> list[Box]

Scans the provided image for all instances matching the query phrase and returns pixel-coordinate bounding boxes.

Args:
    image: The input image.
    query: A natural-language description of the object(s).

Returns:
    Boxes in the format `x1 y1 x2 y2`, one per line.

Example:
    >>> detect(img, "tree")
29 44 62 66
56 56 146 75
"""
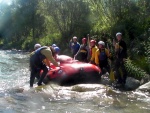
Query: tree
43 0 91 45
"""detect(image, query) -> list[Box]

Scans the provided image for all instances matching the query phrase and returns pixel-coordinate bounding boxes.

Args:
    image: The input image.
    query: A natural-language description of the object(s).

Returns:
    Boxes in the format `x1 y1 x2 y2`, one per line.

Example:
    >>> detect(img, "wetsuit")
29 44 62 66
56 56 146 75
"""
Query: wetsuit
114 40 127 84
30 46 59 87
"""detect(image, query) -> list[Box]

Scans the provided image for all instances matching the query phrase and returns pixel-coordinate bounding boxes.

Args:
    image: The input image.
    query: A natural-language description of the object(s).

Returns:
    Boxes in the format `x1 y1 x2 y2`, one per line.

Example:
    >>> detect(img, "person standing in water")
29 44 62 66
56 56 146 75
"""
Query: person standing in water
30 46 59 87
29 44 42 80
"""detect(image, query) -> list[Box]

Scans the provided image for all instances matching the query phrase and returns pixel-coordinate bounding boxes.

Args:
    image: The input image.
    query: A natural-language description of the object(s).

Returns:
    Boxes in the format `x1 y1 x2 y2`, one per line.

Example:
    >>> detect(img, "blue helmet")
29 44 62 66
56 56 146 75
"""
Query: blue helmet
54 47 60 53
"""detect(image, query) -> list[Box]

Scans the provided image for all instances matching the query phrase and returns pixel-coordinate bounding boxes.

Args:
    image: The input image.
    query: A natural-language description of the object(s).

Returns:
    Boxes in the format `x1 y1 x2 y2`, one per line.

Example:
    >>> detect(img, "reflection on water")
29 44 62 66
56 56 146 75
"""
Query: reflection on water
0 50 150 113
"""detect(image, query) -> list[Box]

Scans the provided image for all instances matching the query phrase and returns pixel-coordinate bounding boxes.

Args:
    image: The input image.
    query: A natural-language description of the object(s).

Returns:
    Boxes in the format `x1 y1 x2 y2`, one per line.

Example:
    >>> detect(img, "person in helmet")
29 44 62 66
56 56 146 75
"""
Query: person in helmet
51 44 60 59
74 38 89 62
52 44 57 48
30 43 41 56
53 46 60 60
95 41 111 74
89 39 98 64
114 32 127 86
51 44 60 55
69 36 80 58
30 46 59 87
34 43 41 50
29 43 42 81
54 46 60 54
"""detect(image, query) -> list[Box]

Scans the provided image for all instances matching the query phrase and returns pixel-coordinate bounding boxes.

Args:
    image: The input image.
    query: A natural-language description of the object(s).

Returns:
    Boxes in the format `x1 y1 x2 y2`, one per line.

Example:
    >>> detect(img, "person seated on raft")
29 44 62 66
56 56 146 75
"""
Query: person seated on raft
89 39 98 64
95 41 111 75
74 38 89 62
30 46 60 87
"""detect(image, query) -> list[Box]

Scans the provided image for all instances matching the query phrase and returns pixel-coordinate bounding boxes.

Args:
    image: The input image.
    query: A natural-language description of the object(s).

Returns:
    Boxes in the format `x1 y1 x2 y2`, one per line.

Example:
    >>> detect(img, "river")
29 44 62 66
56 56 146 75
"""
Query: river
0 50 149 113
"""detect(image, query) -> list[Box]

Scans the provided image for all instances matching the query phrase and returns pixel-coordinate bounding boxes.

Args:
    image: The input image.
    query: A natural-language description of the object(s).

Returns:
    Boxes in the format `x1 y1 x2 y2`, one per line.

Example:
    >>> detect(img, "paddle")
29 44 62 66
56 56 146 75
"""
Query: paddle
107 43 115 82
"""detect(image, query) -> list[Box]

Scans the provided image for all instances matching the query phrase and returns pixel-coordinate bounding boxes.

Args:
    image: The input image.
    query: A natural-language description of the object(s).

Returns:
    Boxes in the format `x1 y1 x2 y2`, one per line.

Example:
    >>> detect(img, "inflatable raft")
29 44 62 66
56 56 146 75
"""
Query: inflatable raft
44 55 101 86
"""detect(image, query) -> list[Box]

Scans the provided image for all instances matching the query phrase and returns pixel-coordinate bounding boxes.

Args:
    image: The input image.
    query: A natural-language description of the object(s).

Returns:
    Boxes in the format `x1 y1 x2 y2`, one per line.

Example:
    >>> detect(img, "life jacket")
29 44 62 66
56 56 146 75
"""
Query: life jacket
99 49 107 61
80 44 87 53
35 46 48 62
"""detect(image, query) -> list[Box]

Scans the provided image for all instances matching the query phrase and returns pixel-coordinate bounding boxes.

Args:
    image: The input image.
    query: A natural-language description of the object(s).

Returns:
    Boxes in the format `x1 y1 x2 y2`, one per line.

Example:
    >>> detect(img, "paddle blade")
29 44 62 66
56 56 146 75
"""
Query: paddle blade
110 69 115 81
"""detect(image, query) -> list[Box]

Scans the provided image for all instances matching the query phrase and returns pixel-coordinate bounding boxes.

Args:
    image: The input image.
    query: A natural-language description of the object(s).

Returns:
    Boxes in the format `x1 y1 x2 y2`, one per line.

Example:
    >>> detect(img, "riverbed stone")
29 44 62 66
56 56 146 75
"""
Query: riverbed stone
137 81 150 92
125 77 140 90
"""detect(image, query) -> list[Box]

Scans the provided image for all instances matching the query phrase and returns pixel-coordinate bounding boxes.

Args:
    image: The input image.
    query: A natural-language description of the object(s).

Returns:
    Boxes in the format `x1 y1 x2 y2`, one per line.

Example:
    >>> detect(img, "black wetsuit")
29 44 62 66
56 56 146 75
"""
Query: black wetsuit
76 44 88 62
30 46 48 87
114 40 127 85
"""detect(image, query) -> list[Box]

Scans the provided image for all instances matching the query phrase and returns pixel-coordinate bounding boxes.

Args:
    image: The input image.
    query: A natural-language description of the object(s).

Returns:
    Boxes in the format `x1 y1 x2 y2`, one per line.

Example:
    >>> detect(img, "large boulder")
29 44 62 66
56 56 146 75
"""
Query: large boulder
125 77 140 90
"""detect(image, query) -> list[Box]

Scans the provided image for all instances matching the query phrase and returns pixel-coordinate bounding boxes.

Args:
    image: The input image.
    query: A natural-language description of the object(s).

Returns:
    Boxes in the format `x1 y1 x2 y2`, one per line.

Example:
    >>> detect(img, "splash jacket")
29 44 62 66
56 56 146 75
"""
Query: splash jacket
95 48 110 74
90 45 98 63
95 48 110 66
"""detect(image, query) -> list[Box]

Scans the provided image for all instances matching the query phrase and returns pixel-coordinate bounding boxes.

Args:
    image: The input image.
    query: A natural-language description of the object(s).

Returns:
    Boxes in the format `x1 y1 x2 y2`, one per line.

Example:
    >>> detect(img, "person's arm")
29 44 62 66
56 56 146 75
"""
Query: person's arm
86 46 90 60
75 45 81 57
46 58 51 67
105 49 110 58
41 48 59 67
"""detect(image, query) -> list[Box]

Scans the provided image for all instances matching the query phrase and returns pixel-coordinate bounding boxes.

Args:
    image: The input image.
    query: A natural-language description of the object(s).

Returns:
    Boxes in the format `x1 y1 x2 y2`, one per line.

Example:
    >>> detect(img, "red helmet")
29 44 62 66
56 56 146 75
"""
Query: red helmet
82 38 87 43
90 40 96 44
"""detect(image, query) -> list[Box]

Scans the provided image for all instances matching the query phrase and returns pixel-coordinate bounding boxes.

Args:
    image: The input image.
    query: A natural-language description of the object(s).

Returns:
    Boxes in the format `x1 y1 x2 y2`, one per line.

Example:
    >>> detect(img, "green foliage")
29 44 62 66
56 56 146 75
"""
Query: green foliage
125 58 148 80
0 0 150 81
38 33 61 46
145 37 150 65
44 0 91 41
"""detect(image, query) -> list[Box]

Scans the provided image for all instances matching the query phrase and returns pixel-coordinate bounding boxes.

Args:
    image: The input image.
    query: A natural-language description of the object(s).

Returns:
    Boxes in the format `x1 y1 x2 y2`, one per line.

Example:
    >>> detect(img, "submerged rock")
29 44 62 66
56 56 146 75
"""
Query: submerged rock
71 84 106 92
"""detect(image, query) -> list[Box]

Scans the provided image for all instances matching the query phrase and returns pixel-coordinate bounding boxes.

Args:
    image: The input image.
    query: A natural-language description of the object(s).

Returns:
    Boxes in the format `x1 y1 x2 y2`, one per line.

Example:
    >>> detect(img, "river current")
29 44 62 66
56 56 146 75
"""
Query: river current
0 50 150 113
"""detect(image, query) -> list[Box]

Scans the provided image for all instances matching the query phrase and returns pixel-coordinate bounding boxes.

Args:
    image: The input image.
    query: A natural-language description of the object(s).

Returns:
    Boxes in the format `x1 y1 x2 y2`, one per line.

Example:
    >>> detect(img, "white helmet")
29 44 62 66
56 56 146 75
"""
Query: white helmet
52 44 57 47
116 32 122 37
34 43 41 50
98 41 105 46
73 36 77 39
